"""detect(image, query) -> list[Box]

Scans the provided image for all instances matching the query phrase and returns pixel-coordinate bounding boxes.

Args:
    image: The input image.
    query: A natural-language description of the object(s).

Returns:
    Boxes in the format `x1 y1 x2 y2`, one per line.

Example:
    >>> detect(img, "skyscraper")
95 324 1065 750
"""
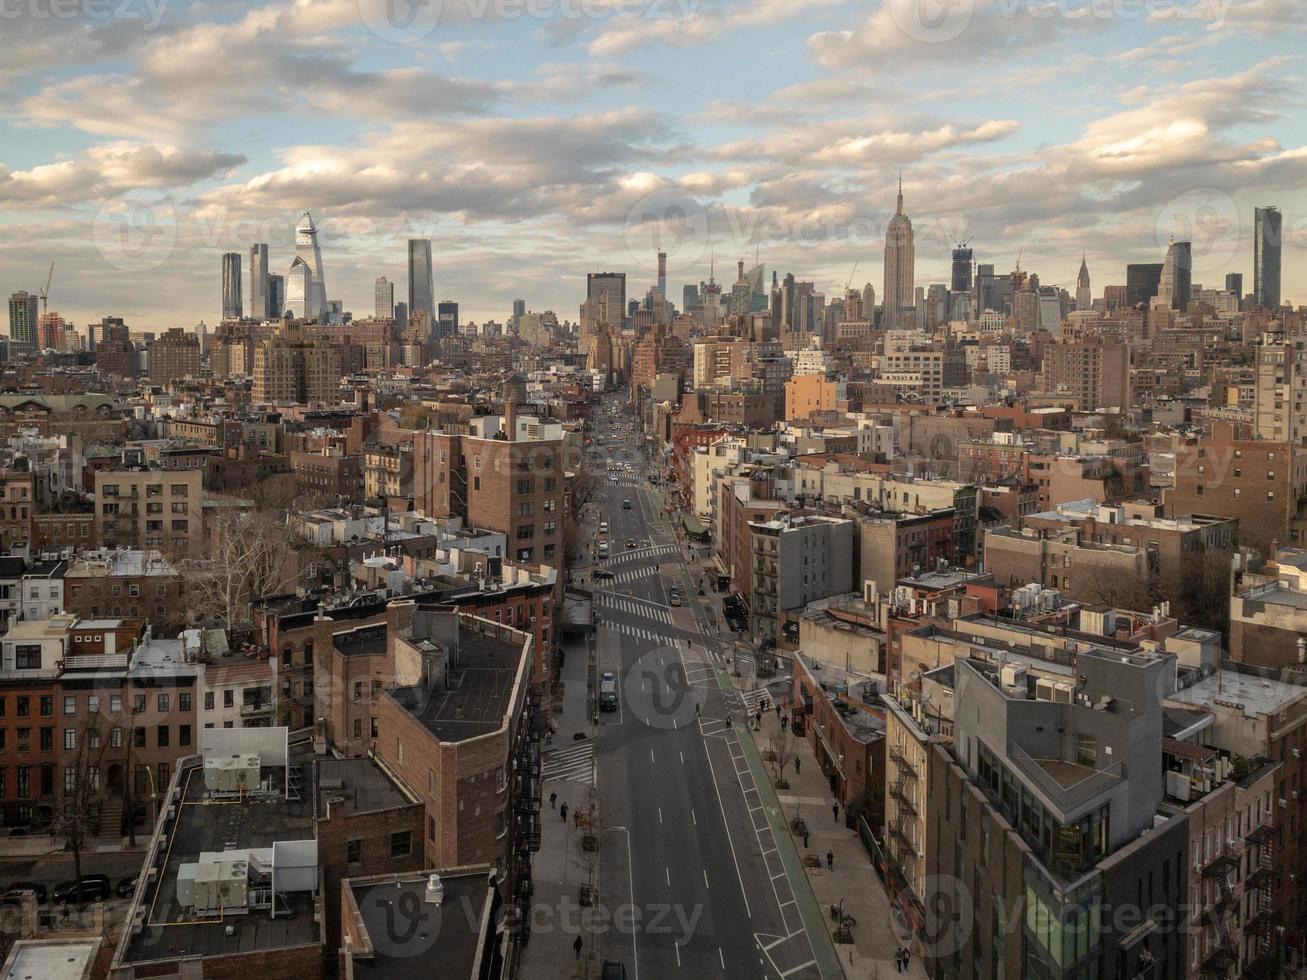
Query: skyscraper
1254 206 1282 309
375 277 394 319
1225 273 1243 299
285 213 327 321
268 274 285 319
1075 253 1092 311
656 250 667 298
437 300 459 338
511 298 525 333
882 177 915 329
249 243 270 319
585 272 626 331
1125 263 1164 307
7 291 38 349
950 245 973 294
1154 239 1192 311
408 239 435 328
221 252 243 320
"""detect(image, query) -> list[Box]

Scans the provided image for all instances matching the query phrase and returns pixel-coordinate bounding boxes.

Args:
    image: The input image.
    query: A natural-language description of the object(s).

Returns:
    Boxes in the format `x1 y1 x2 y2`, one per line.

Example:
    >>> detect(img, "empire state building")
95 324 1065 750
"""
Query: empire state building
883 177 915 329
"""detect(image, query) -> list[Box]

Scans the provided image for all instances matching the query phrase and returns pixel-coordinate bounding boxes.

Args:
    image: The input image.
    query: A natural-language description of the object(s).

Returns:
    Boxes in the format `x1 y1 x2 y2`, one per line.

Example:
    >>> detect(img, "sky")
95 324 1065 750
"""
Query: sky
1 0 1305 331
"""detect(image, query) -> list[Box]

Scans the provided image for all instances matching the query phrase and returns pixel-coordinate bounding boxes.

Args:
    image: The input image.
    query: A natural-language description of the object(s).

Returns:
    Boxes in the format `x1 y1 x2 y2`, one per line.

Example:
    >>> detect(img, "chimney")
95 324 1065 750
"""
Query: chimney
504 398 517 441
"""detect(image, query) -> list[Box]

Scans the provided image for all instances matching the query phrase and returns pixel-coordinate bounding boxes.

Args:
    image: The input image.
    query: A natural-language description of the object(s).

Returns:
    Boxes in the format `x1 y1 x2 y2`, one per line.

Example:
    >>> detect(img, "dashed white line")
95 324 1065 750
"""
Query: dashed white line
658 807 663 824
718 948 726 969
703 869 710 889
665 867 671 886
691 809 697 825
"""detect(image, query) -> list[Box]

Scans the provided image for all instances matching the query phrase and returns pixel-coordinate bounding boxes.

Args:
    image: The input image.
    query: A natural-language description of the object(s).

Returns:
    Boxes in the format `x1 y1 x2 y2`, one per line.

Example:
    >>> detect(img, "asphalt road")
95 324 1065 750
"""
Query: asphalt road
585 398 829 980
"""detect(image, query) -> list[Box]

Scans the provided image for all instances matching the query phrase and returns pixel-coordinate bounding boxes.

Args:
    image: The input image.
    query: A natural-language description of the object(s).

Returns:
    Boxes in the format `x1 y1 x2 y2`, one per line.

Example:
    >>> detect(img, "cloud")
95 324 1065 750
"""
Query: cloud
591 0 845 56
0 144 245 207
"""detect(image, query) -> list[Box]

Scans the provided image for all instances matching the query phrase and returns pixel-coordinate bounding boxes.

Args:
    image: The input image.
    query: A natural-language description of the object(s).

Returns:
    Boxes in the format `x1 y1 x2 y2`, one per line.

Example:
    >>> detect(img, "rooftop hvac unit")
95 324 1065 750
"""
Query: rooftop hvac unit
204 753 260 794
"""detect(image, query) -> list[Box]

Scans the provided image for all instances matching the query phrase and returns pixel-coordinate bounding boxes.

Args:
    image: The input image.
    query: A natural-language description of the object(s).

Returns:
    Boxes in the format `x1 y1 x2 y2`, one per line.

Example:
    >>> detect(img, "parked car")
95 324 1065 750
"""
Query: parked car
116 875 139 898
52 875 111 905
601 962 627 980
669 587 682 607
599 672 619 712
1 882 47 904
593 569 614 580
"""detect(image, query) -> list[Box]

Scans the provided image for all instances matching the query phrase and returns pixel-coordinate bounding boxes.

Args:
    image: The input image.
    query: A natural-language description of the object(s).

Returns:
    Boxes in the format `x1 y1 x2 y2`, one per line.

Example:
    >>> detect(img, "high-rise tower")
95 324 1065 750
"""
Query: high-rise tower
657 250 667 298
950 244 973 294
285 213 327 321
249 243 270 319
1254 206 1282 309
408 239 435 329
222 252 243 320
1153 239 1192 312
1076 253 1092 311
883 176 915 329
375 277 395 319
7 291 38 349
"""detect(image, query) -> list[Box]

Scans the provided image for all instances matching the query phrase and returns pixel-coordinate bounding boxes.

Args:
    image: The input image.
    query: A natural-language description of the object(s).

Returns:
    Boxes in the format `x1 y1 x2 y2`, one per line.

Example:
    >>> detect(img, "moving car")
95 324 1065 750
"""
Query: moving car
599 672 618 712
668 587 682 607
599 522 608 533
625 538 635 548
598 542 608 558
593 569 614 581
623 499 632 509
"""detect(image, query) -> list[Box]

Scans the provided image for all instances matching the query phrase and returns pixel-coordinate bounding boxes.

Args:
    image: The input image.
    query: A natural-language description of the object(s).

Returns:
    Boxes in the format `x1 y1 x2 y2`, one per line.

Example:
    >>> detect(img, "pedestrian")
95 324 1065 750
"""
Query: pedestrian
549 790 557 810
573 936 583 959
833 802 840 822
781 715 789 732
826 850 834 871
803 830 809 849
560 802 568 822
794 757 801 775
775 702 782 720
895 948 903 972
903 948 911 968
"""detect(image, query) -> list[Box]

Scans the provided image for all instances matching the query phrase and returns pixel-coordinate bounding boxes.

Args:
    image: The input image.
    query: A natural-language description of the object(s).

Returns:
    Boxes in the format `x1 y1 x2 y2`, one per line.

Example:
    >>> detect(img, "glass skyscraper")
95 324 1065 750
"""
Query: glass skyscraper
1254 206 1282 309
408 239 435 327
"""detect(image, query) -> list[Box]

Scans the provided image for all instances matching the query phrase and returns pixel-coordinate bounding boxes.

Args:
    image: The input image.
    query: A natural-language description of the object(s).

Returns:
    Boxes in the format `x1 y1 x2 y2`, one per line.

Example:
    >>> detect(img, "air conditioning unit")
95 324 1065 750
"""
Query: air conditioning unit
1279 798 1288 808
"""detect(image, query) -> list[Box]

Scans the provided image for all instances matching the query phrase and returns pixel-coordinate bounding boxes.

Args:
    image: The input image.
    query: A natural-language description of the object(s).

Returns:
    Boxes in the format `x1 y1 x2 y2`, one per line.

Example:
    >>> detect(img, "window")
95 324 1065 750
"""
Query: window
88 696 99 713
179 692 191 712
170 484 189 496
134 694 146 712
179 724 191 747
224 690 234 709
134 728 145 748
64 696 77 715
15 646 41 670
16 697 29 717
157 694 169 712
64 767 77 795
204 691 214 710
390 830 412 859
347 839 362 864
40 727 53 751
110 695 121 713
110 728 122 748
16 728 29 752
64 729 76 750
16 765 29 798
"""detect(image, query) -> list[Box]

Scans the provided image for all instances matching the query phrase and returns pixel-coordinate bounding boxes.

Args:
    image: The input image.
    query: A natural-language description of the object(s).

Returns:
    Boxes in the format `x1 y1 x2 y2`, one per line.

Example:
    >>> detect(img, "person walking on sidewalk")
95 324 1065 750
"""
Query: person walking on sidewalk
560 802 569 822
825 850 834 871
903 947 911 969
573 936 583 959
794 757 801 775
895 949 904 972
833 802 840 822
780 715 788 731
549 790 557 810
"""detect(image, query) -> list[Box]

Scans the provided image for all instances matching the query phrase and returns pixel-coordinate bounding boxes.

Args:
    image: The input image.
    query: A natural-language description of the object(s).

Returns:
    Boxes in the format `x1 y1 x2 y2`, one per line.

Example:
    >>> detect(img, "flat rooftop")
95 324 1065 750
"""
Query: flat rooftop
390 630 525 742
316 756 412 815
1168 669 1307 718
2 938 99 980
335 624 389 657
347 869 495 980
123 750 319 965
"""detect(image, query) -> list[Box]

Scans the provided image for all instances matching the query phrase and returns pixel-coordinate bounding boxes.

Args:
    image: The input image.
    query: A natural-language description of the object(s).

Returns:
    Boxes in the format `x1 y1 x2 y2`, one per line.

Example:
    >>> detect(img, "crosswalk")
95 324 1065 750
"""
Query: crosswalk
607 476 641 487
606 544 678 566
596 594 673 624
608 621 682 645
607 567 657 583
541 742 595 784
740 688 774 714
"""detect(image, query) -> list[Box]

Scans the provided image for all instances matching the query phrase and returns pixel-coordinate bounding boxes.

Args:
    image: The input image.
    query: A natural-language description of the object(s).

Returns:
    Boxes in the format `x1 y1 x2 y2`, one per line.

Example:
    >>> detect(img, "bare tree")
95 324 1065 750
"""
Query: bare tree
56 721 113 897
570 470 600 521
183 508 299 630
770 727 796 789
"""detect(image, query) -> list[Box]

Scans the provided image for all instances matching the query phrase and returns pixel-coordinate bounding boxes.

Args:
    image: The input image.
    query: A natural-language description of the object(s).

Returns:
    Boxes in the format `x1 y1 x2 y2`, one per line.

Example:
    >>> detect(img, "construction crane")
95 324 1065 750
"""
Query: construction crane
39 263 54 314
844 260 860 293
1015 246 1023 273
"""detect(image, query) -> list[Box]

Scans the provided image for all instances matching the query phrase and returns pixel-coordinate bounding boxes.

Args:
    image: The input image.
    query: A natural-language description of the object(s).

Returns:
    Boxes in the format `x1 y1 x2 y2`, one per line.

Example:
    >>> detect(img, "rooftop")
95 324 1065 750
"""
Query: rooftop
390 627 527 742
315 756 414 816
122 745 319 965
1 938 99 980
345 868 497 980
1168 669 1307 718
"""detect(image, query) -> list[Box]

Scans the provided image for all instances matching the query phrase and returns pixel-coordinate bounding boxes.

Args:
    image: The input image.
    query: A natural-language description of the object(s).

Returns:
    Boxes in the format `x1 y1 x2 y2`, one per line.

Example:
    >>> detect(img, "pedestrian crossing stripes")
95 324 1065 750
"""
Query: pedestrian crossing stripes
607 476 641 487
596 595 673 625
608 621 681 645
741 688 774 714
606 544 678 566
541 742 595 784
600 566 658 584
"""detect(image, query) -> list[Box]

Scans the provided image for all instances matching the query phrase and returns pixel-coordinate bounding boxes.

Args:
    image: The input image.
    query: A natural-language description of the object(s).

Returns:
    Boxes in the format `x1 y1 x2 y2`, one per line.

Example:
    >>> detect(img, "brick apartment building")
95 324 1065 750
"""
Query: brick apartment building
93 458 203 558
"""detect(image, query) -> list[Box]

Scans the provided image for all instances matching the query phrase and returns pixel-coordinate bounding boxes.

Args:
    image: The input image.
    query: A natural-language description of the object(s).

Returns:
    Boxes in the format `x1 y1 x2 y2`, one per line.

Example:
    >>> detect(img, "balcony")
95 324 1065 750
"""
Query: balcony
890 748 916 774
1246 822 1276 847
889 824 917 858
1202 849 1239 878
240 701 274 718
1200 942 1237 978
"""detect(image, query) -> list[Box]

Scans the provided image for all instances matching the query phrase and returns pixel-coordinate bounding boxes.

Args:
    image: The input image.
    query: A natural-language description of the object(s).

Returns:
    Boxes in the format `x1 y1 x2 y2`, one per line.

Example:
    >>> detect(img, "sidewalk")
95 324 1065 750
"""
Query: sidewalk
519 636 599 980
737 684 928 980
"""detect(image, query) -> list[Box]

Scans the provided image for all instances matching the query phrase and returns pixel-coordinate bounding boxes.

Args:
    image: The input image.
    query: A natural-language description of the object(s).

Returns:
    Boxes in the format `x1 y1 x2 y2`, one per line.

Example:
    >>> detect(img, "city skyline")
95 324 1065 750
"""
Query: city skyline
0 1 1304 329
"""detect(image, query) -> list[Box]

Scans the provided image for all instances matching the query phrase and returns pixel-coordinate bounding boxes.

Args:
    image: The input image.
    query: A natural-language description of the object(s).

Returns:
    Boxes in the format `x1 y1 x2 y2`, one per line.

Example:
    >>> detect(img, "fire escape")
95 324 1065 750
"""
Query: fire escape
509 687 543 942
888 747 917 879
1243 821 1279 979
1201 847 1239 980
